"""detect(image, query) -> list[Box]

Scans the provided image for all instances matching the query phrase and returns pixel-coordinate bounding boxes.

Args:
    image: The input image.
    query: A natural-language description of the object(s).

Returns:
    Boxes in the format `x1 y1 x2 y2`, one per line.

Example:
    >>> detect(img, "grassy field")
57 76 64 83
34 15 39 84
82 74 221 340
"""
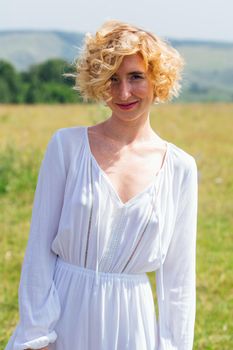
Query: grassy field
0 104 233 349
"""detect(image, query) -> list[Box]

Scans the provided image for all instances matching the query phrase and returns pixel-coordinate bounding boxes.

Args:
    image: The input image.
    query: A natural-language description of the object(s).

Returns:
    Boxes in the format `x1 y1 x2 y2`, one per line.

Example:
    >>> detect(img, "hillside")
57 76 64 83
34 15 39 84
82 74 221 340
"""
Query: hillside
174 43 233 102
1 30 233 102
0 30 83 71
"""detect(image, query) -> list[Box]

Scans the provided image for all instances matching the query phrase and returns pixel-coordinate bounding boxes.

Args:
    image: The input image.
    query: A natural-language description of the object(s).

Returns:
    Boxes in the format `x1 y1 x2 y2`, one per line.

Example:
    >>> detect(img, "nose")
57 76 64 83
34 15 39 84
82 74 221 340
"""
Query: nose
118 80 132 101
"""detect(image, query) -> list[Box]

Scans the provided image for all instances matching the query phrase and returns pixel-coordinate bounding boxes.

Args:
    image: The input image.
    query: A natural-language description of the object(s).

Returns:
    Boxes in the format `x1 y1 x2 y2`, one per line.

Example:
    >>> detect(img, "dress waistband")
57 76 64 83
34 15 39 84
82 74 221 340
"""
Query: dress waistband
56 257 149 283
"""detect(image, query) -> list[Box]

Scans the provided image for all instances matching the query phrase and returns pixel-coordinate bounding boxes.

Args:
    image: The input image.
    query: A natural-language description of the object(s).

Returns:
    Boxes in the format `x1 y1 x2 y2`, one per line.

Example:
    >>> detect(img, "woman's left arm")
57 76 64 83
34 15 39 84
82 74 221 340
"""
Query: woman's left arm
156 157 198 350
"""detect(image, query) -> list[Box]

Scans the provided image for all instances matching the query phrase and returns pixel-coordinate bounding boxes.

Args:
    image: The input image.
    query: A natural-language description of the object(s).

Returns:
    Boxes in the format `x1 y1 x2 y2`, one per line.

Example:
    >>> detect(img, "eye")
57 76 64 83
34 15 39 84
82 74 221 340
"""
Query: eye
131 74 144 80
110 75 118 83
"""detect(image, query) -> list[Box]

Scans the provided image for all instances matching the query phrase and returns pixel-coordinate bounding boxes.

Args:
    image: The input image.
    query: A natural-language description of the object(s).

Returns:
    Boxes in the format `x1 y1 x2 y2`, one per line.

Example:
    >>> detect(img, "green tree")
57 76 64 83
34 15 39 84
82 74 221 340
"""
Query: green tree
0 78 11 103
0 60 21 103
40 82 79 103
0 59 82 104
37 59 72 84
22 59 79 103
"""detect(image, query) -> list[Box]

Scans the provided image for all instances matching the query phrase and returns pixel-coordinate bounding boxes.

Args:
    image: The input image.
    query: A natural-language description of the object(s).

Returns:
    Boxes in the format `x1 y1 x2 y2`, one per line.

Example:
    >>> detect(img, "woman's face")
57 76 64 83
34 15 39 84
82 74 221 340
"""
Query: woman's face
106 53 154 122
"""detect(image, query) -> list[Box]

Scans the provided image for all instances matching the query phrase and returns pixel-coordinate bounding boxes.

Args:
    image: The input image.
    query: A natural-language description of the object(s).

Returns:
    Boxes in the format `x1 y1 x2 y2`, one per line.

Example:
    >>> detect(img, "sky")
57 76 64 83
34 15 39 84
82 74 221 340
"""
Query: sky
1 0 233 42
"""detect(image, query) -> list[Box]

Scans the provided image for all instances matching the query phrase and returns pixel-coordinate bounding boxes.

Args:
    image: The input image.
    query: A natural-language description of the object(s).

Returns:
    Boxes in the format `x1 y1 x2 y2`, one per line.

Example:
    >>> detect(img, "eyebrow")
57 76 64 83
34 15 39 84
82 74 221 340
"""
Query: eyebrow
128 71 145 75
112 71 145 77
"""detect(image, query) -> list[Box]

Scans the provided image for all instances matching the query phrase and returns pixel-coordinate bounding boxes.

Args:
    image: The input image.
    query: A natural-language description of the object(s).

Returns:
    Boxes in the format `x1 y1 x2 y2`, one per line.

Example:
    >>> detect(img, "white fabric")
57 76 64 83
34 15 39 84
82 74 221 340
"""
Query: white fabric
5 126 198 350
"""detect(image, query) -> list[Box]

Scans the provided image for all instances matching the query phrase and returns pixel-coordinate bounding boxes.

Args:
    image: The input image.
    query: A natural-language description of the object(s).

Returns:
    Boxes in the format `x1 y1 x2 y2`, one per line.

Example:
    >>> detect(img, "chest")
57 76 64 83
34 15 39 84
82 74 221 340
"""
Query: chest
88 137 167 204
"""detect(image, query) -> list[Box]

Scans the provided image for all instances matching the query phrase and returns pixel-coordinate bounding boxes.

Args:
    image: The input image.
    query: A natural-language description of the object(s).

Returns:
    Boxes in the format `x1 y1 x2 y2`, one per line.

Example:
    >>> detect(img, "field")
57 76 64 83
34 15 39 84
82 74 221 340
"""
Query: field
0 104 233 349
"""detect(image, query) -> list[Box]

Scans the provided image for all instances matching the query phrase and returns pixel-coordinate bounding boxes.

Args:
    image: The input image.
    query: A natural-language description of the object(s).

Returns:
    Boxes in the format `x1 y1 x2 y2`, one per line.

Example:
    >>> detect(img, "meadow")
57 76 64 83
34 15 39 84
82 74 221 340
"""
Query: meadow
0 103 233 349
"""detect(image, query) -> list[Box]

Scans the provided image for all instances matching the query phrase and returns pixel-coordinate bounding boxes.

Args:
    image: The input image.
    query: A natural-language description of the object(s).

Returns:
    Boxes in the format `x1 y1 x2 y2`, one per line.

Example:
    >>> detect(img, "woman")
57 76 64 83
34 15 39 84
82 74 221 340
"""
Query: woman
5 20 198 350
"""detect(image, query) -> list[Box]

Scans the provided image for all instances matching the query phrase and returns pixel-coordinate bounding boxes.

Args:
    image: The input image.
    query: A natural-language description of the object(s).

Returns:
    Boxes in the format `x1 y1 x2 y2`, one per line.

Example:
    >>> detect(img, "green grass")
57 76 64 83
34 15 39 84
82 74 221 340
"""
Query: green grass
0 103 233 349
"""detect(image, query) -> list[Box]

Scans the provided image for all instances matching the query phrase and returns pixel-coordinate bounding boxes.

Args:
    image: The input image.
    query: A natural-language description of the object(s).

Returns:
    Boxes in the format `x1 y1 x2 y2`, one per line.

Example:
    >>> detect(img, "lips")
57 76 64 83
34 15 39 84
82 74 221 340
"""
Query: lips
115 101 139 110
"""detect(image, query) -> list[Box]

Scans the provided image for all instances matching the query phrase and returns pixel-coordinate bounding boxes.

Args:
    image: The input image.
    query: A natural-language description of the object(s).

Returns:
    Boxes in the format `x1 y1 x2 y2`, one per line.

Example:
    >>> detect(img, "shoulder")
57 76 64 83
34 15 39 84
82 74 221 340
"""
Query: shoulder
168 142 197 179
167 143 198 201
51 125 87 151
49 126 87 172
54 125 86 142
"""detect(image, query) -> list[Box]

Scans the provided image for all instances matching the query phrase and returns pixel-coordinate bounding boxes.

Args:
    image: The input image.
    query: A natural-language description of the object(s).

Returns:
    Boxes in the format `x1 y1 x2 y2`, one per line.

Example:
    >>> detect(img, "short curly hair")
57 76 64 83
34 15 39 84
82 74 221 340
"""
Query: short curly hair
73 20 184 103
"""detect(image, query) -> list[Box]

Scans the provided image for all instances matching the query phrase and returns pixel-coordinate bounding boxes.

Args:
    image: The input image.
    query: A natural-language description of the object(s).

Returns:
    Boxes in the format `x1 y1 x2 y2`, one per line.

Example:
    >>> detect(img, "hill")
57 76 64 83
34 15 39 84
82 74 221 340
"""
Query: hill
172 40 233 102
1 30 233 102
0 30 83 71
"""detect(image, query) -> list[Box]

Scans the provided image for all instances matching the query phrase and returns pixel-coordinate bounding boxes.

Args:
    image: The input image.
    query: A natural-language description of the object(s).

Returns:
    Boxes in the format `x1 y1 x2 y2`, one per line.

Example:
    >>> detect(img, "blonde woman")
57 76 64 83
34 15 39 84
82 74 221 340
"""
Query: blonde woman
5 20 198 350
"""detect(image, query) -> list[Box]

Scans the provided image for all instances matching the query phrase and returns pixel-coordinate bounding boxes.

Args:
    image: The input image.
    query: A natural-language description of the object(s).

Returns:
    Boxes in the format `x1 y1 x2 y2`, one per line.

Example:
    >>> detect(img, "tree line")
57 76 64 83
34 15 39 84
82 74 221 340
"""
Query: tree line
1 58 233 103
0 59 82 103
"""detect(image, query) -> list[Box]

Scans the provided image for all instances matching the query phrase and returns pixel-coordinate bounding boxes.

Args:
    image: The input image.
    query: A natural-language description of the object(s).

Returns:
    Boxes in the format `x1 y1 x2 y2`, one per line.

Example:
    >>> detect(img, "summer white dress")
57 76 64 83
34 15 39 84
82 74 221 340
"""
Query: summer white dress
5 126 198 350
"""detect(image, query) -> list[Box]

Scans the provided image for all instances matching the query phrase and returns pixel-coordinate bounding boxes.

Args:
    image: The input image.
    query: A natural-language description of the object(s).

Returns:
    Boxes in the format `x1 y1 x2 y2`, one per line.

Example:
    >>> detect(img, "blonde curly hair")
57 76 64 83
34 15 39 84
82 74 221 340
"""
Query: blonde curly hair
74 20 184 103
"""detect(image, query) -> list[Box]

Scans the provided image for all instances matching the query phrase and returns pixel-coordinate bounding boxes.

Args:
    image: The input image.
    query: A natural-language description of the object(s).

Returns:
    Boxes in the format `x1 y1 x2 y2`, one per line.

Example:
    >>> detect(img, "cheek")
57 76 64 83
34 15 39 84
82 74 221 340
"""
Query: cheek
133 83 153 98
109 87 118 100
135 88 153 100
105 99 114 110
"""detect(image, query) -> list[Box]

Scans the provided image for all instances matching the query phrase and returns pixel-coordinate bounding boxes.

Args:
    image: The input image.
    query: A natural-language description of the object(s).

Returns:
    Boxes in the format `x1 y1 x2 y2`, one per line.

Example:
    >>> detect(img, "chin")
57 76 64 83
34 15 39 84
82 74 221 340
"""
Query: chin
114 111 148 123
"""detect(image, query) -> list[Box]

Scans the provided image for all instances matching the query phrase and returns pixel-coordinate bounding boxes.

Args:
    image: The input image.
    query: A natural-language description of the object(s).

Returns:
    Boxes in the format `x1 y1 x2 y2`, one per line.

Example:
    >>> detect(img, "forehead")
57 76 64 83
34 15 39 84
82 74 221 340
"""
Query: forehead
116 53 147 74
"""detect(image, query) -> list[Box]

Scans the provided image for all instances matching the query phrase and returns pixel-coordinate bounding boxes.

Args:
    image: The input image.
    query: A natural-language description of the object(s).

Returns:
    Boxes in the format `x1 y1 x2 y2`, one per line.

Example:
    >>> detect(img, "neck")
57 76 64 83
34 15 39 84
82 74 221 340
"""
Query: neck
102 113 156 144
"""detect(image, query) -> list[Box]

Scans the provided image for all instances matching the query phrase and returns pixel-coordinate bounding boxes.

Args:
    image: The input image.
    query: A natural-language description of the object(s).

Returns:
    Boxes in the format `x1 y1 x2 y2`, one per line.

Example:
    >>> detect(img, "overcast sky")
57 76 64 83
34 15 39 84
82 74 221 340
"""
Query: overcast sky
1 0 233 42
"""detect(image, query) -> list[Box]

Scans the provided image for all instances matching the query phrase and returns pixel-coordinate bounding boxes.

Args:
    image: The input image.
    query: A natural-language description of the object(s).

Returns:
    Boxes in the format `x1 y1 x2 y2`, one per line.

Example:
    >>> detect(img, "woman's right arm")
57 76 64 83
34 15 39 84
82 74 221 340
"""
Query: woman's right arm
28 348 48 350
6 131 66 350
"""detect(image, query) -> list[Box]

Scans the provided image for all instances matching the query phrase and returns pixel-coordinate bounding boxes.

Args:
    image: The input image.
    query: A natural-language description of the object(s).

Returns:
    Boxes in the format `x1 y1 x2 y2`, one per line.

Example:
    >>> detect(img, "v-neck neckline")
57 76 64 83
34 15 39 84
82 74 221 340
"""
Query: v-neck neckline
85 126 170 207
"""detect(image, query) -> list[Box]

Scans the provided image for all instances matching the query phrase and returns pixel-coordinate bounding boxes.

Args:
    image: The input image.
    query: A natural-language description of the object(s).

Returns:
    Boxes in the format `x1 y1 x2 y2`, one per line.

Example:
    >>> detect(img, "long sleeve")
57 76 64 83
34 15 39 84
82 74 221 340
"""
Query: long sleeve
156 157 198 350
6 131 66 350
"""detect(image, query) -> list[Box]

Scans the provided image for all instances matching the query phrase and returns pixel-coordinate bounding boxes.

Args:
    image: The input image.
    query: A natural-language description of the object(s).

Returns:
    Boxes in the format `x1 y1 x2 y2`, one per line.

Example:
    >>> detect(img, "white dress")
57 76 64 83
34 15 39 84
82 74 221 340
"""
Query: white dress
5 126 198 350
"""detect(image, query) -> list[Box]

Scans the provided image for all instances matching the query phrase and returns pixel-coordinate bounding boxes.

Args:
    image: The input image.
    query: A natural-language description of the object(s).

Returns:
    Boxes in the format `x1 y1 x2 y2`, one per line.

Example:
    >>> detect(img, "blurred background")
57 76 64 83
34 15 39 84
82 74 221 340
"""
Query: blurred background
0 0 233 349
1 0 233 103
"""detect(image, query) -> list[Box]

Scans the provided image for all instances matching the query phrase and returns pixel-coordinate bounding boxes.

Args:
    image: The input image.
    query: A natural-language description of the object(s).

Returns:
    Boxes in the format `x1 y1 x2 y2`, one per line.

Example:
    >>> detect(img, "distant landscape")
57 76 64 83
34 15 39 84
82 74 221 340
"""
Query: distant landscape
1 30 233 102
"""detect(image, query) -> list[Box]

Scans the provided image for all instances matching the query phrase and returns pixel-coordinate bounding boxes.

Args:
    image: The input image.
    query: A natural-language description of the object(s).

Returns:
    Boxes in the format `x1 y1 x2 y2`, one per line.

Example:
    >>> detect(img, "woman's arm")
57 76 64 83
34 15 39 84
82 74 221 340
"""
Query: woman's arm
6 131 66 350
156 157 198 350
27 348 48 350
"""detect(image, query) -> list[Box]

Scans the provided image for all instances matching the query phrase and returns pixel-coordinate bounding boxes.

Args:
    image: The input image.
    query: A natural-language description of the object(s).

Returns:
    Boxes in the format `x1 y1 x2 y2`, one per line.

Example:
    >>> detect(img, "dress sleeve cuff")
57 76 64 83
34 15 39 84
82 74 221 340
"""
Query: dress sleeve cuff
22 331 57 349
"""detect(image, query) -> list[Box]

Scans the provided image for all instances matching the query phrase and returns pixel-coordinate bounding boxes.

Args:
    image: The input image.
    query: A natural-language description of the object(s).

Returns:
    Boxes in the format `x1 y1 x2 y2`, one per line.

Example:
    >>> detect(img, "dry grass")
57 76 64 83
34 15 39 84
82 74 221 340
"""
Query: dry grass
1 103 233 349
